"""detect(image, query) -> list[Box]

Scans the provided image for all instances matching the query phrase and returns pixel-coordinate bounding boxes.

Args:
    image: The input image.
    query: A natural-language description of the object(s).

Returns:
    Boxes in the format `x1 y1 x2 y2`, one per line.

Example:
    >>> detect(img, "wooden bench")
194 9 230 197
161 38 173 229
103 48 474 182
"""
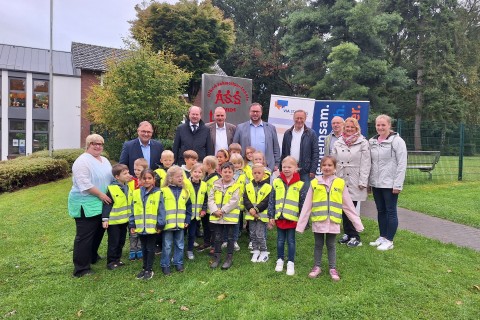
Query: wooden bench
407 151 441 179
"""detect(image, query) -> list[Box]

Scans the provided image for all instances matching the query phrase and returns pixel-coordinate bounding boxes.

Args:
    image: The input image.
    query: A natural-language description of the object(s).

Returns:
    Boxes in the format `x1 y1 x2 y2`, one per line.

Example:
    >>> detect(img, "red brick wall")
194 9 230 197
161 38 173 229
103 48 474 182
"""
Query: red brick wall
80 70 101 147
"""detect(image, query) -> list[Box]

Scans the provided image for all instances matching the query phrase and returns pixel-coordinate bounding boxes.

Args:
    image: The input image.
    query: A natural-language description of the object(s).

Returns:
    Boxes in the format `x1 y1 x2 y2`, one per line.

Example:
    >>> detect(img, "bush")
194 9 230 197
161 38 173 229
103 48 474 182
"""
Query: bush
0 157 69 192
30 149 85 168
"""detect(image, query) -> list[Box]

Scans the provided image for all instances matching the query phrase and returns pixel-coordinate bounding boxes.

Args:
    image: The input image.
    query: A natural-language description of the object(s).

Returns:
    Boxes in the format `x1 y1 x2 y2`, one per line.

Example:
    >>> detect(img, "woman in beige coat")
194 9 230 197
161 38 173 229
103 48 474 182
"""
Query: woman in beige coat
332 117 370 247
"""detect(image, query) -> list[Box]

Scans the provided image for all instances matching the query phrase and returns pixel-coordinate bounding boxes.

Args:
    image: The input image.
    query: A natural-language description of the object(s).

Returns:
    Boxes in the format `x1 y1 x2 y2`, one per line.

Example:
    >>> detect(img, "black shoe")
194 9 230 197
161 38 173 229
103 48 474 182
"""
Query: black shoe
155 245 162 256
221 254 233 270
136 270 146 279
338 234 350 244
73 269 94 278
162 267 171 276
107 262 119 270
196 243 210 252
175 264 184 272
117 261 125 267
347 237 363 248
210 254 221 269
143 270 154 280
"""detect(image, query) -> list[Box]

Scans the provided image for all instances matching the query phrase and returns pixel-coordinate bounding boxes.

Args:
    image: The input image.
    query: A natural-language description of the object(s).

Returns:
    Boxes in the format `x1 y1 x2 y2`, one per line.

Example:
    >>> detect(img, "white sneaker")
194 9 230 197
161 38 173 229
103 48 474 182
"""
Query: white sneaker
377 240 394 251
258 251 269 263
286 261 295 276
221 242 227 249
251 250 260 262
234 242 240 251
248 242 253 250
369 237 386 247
275 259 284 272
193 241 199 247
187 251 194 260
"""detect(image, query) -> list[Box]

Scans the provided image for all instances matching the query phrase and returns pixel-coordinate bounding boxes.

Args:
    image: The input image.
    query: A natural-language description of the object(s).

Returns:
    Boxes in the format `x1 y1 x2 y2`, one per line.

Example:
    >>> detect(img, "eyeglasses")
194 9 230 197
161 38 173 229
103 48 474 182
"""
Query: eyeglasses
90 142 104 147
140 130 153 134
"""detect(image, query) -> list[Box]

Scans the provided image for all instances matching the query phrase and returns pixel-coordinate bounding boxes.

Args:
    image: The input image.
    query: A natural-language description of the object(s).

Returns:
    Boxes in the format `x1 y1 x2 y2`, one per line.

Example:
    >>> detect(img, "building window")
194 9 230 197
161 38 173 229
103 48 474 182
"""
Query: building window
9 78 26 107
33 121 49 152
9 120 26 156
33 80 49 109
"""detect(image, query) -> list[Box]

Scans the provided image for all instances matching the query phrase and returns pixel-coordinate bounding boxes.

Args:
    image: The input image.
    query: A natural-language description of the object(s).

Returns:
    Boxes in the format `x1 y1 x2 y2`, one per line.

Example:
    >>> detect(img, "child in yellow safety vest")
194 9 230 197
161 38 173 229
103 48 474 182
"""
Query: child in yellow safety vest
184 163 207 260
157 166 192 276
208 162 240 270
296 156 364 282
154 150 175 188
268 156 308 276
244 163 272 263
102 164 132 270
129 169 161 280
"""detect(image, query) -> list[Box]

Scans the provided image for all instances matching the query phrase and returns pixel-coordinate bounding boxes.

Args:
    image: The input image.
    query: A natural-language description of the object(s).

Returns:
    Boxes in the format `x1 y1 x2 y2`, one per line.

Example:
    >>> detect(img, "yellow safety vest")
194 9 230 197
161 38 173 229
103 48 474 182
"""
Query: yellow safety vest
154 168 167 186
310 178 344 224
132 189 160 234
205 174 220 213
185 179 207 221
245 182 272 222
273 178 304 222
210 184 240 223
161 186 189 230
107 185 132 225
243 165 253 183
127 180 136 192
235 173 247 211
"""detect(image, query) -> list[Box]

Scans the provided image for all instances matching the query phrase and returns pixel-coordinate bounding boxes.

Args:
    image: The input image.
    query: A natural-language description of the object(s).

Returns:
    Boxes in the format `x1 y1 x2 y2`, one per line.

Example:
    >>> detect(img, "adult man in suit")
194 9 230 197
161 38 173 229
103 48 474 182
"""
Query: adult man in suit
119 121 164 175
233 102 280 172
206 107 236 153
280 109 319 182
172 106 214 165
324 116 344 156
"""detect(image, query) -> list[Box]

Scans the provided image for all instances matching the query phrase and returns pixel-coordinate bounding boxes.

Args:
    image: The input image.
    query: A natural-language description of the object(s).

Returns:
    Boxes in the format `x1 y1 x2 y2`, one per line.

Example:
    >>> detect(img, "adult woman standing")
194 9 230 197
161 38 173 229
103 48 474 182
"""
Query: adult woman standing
332 117 370 247
68 134 113 277
368 115 407 251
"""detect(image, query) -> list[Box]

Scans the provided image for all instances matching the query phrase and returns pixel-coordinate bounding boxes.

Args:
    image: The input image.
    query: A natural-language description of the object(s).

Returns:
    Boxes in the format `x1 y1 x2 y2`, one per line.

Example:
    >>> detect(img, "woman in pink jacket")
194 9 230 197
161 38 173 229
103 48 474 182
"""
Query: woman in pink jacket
296 156 364 281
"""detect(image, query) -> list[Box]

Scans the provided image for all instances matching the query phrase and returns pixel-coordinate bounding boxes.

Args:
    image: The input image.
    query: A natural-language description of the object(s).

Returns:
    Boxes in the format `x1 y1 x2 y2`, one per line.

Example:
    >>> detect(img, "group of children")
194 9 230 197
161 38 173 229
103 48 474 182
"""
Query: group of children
101 143 364 281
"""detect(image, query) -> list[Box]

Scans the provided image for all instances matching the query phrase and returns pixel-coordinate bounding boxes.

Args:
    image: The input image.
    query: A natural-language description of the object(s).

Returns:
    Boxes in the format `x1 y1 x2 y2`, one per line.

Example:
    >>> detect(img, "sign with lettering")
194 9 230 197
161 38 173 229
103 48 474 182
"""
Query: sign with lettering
201 74 252 124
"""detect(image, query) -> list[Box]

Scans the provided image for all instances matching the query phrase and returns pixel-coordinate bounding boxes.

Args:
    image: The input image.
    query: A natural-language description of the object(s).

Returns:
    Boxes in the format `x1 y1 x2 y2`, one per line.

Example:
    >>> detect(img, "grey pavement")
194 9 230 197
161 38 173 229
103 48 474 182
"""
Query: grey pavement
360 200 480 252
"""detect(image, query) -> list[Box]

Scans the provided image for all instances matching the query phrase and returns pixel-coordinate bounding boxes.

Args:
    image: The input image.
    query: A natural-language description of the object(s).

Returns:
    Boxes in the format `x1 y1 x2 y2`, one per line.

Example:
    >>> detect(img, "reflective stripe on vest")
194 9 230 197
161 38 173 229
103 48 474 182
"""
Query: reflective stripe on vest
210 184 240 223
273 179 304 222
235 174 247 211
132 189 160 234
185 179 207 221
161 187 189 230
310 178 344 224
107 185 132 225
245 182 272 222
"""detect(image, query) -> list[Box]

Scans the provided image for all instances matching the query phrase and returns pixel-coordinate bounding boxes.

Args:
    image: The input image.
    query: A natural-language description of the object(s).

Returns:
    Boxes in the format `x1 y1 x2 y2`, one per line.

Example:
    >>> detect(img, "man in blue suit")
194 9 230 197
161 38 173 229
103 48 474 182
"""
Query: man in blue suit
119 121 164 175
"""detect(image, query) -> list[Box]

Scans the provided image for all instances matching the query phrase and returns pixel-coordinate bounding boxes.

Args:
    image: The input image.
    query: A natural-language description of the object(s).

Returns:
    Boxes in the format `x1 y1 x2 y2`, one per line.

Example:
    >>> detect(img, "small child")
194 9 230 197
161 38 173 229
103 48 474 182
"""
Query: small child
154 150 175 188
181 150 198 179
196 156 221 253
296 156 364 281
216 149 230 174
184 163 208 260
253 151 271 181
243 146 255 181
268 156 307 276
127 158 148 261
158 166 192 275
228 153 248 251
244 163 272 263
102 164 132 270
129 169 161 280
228 143 242 156
208 162 240 270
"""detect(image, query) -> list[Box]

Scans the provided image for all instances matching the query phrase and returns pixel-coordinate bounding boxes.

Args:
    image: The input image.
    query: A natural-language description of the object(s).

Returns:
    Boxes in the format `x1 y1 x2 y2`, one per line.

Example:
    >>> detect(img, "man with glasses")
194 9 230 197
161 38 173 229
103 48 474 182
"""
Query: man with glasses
119 121 164 175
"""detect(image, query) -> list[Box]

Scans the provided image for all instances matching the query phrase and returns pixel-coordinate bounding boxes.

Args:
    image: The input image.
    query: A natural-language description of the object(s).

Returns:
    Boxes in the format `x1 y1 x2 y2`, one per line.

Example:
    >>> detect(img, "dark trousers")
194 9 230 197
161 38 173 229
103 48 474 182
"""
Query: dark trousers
201 214 213 246
106 223 127 264
187 219 198 251
213 224 234 255
73 210 105 277
372 187 399 241
342 201 360 241
138 234 156 272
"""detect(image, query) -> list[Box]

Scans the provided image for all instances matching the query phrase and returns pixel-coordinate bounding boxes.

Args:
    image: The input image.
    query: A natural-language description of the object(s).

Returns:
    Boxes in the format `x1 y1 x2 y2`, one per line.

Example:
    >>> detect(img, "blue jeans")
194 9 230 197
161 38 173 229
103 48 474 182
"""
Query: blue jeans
160 229 184 267
372 187 399 241
277 228 296 262
187 219 198 251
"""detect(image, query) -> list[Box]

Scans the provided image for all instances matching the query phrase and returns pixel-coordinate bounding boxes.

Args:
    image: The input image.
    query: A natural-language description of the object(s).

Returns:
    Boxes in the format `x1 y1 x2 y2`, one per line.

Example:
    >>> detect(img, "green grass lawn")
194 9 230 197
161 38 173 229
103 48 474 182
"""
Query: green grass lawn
406 155 480 183
1 179 479 319
399 181 480 228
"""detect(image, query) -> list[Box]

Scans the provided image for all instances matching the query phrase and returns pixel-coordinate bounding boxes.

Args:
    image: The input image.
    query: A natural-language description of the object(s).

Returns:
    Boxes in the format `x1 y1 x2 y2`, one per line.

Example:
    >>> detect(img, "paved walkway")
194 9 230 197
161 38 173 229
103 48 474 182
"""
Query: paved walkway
360 201 480 252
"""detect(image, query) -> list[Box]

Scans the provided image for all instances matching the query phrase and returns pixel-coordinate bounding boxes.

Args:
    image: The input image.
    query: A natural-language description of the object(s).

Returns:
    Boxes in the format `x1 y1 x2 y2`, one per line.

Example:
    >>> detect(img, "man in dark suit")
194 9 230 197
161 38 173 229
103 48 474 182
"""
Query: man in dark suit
172 106 214 165
206 107 236 153
119 121 164 175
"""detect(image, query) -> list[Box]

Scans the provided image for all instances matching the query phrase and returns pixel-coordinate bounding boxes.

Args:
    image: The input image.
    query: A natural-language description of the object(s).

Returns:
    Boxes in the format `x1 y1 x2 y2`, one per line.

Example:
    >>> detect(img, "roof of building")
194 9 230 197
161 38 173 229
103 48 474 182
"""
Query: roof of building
0 43 77 76
71 42 130 72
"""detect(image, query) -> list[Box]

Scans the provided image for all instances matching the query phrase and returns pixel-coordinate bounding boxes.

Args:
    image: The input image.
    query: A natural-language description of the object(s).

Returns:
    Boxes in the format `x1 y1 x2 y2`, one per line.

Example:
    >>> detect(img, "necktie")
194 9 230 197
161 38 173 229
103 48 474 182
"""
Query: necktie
192 124 198 133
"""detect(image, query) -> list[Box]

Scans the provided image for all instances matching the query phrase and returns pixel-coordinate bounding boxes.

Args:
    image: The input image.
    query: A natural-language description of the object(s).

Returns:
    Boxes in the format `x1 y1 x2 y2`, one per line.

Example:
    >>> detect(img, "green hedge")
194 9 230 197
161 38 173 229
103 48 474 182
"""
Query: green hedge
30 149 85 168
0 157 69 192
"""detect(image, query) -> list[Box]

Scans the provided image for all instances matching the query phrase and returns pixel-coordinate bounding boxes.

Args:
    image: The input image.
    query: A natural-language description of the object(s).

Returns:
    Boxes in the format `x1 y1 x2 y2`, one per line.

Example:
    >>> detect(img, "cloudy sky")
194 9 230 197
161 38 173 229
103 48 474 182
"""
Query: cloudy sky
0 0 177 51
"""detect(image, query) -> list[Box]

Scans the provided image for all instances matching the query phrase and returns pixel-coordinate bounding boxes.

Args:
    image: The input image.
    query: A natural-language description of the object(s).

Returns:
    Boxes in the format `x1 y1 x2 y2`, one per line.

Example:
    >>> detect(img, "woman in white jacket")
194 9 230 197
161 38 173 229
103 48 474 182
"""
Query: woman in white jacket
368 115 407 251
332 117 370 247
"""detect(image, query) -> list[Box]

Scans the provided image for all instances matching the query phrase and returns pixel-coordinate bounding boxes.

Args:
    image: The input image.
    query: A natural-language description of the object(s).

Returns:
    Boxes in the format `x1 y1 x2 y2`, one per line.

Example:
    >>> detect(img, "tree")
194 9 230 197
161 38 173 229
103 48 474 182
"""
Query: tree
130 0 235 101
86 46 191 154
